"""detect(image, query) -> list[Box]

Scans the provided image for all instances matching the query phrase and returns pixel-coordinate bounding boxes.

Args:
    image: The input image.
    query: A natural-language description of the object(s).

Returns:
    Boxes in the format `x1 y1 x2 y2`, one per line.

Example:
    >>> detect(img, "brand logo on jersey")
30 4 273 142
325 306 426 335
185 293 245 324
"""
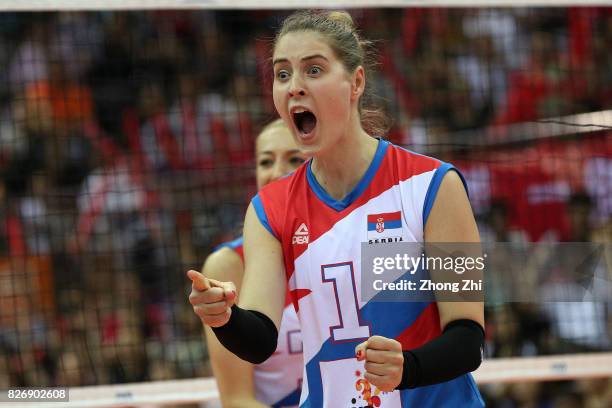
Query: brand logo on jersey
367 211 403 244
292 223 309 244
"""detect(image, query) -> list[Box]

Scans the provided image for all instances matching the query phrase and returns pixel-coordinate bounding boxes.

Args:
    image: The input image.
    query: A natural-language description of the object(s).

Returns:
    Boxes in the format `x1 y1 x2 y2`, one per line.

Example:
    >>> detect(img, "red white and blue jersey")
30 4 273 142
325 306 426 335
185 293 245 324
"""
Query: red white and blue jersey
215 237 303 407
252 139 484 408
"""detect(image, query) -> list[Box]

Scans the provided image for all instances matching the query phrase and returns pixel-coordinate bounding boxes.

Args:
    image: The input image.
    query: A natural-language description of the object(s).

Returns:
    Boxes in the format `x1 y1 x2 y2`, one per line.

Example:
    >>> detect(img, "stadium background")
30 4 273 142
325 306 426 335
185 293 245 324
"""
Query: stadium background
0 6 610 407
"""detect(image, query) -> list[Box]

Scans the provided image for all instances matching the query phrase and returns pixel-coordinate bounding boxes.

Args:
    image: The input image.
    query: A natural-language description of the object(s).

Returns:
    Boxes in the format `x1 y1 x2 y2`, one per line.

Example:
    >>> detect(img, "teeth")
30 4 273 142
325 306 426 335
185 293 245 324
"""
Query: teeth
293 108 307 114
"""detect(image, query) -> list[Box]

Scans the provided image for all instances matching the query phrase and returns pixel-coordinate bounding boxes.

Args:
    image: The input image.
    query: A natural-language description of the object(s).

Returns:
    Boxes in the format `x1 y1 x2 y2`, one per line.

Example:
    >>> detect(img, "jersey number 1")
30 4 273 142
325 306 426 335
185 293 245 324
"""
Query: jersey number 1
322 262 371 342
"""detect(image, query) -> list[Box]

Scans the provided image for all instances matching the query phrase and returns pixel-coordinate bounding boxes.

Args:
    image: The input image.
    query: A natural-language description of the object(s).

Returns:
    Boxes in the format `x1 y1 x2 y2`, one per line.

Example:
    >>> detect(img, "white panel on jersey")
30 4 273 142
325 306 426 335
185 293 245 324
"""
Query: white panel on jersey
254 305 303 406
398 168 437 238
319 358 401 407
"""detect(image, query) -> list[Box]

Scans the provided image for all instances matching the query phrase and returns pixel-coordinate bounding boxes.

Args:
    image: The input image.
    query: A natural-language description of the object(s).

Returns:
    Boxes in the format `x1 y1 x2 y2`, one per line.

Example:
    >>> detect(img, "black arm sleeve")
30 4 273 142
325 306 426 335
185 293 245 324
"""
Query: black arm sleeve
397 319 484 389
211 305 278 364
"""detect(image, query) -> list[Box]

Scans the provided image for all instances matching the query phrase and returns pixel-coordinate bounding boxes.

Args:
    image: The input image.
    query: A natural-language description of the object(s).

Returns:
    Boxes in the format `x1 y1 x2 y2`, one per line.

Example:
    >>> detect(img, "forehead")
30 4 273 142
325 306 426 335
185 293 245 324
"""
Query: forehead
256 125 297 153
273 31 335 62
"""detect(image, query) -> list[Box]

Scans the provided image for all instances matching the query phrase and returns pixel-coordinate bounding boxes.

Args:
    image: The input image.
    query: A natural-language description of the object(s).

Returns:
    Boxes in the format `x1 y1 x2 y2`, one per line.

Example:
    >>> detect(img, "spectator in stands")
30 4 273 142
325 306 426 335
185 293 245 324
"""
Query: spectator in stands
8 19 50 93
540 193 611 351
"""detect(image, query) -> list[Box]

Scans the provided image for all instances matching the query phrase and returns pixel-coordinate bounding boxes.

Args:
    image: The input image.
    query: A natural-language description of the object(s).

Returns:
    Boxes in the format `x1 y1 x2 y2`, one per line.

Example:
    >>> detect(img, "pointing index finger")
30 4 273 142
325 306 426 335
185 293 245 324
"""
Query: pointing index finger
187 270 211 291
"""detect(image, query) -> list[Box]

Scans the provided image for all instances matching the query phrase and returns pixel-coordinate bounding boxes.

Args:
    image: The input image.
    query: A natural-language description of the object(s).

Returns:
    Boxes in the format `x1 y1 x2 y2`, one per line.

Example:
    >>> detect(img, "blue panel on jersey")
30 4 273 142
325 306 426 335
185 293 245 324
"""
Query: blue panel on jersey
422 163 469 227
397 375 484 407
306 139 389 211
213 236 243 253
252 194 278 239
272 386 302 408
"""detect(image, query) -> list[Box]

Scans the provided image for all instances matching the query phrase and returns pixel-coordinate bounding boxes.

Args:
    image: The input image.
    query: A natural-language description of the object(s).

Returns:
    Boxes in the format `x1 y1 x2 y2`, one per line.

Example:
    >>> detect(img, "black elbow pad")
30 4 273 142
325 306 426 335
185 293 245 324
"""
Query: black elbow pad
398 319 484 389
212 305 278 364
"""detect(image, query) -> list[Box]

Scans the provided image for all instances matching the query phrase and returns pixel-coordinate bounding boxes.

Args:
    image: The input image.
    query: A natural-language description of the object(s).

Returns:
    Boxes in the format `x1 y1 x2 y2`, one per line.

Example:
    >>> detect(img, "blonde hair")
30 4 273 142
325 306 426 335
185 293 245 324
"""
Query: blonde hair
258 118 286 138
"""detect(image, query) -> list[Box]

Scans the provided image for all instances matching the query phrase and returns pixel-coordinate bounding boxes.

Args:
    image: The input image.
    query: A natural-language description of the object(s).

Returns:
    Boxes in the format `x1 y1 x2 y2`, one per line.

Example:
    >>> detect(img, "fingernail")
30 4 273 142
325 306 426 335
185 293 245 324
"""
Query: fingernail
356 350 362 359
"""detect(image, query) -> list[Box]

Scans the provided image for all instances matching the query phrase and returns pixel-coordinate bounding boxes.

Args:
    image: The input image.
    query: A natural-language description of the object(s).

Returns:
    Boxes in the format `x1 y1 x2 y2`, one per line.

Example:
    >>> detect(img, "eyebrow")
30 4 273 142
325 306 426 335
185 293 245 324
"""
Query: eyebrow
272 54 329 66
258 149 302 155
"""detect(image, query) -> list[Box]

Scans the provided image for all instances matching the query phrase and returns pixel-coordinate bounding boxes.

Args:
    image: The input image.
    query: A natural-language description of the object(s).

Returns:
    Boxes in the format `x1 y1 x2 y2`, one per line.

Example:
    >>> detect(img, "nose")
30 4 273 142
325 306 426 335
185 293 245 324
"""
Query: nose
288 76 306 98
289 88 305 97
270 162 287 181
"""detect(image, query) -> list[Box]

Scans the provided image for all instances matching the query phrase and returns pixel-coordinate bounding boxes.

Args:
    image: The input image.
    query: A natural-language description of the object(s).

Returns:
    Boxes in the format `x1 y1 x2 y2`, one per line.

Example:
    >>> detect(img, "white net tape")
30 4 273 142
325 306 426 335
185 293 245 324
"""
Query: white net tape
0 0 611 11
1 353 610 408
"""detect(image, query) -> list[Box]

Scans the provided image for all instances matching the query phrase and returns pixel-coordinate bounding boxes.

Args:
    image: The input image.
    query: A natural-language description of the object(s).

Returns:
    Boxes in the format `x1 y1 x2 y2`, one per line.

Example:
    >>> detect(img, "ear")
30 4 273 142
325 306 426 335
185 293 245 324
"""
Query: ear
351 66 366 101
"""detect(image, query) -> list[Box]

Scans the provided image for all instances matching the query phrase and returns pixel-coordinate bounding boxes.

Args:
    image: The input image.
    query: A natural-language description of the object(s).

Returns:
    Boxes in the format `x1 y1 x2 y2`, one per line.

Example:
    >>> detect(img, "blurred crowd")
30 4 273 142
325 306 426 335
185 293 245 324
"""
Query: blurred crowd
0 8 610 407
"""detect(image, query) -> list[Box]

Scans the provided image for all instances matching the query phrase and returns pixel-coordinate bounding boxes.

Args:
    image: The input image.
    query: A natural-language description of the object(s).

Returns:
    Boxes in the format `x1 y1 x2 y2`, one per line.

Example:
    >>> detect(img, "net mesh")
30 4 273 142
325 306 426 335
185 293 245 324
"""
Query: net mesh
0 6 610 407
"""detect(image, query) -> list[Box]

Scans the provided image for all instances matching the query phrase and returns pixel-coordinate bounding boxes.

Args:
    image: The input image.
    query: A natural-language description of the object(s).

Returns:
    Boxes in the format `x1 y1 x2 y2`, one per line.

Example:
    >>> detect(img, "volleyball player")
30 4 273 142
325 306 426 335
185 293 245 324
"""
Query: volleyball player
196 119 305 407
189 10 484 407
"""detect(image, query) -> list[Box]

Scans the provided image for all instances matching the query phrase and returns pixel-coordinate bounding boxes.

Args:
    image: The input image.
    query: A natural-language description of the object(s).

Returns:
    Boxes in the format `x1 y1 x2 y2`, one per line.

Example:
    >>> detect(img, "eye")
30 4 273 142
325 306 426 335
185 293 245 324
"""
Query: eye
276 70 290 81
289 156 306 166
308 66 322 76
258 158 273 168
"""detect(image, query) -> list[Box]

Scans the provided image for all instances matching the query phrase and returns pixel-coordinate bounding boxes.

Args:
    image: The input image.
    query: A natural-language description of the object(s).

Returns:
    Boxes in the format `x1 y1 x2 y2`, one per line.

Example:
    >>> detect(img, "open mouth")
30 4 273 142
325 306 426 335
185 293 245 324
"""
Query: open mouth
292 109 317 135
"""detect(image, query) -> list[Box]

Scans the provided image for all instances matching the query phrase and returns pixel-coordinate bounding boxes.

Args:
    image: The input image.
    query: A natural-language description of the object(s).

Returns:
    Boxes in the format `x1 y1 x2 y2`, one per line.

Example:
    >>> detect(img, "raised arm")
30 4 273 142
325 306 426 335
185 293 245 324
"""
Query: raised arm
240 202 287 328
188 202 286 365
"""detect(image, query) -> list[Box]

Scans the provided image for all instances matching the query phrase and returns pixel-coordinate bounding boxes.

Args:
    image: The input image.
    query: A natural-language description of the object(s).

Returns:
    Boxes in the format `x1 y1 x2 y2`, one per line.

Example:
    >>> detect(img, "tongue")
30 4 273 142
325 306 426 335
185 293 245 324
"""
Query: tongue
301 113 316 134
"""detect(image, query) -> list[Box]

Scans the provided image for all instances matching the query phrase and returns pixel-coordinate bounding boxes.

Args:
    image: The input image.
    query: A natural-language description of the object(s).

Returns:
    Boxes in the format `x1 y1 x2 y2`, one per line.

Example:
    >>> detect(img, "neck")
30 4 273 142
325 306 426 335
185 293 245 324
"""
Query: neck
310 124 379 201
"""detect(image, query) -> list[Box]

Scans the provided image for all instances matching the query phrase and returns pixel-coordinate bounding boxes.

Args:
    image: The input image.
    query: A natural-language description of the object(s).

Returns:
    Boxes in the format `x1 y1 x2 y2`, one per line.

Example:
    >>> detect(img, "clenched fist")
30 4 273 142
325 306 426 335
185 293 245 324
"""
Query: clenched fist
355 335 404 392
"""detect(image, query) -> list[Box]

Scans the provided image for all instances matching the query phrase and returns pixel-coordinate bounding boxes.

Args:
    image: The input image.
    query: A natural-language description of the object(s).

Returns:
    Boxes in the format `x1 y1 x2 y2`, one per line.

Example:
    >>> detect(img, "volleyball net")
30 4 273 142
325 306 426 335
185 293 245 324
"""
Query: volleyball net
0 2 610 407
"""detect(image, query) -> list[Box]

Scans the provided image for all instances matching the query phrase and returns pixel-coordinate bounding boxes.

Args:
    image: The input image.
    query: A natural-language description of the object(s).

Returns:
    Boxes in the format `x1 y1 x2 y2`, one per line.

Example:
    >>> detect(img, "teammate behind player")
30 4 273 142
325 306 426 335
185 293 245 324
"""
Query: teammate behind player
194 119 305 407
189 10 485 407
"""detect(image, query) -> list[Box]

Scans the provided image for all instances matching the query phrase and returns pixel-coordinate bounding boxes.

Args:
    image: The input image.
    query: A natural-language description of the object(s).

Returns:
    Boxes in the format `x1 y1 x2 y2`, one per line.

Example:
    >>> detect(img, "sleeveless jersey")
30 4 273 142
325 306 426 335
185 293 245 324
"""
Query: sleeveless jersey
252 139 484 408
216 237 303 407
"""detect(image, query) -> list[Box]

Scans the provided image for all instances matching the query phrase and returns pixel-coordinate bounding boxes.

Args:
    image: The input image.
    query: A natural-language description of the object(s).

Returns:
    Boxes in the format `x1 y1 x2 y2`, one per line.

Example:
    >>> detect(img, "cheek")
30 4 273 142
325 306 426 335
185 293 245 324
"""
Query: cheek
290 161 303 171
320 93 351 125
272 87 287 116
318 80 351 114
280 160 298 174
255 170 268 189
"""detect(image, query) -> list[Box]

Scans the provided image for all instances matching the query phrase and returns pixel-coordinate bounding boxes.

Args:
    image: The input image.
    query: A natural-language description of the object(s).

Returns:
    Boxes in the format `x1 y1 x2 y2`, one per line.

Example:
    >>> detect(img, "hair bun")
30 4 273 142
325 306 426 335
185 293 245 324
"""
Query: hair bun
326 11 355 29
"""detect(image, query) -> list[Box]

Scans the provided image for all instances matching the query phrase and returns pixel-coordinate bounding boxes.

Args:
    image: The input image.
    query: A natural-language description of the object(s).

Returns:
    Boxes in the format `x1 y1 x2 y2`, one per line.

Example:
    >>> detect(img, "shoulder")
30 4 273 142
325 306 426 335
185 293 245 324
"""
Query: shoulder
383 141 444 178
424 169 477 240
435 170 468 199
256 161 309 211
214 236 243 252
388 143 443 168
261 162 308 196
250 164 309 241
203 246 243 282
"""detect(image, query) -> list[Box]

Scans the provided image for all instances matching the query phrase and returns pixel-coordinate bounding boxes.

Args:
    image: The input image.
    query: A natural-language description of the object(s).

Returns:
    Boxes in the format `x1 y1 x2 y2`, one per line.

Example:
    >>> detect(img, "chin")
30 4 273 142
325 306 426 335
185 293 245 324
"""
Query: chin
301 145 321 157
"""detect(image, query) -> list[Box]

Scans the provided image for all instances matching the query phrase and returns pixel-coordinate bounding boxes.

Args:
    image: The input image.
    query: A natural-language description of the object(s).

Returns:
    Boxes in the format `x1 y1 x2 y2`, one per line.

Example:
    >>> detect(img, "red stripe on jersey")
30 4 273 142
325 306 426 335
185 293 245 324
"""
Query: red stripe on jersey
367 211 401 223
395 303 441 349
258 144 441 283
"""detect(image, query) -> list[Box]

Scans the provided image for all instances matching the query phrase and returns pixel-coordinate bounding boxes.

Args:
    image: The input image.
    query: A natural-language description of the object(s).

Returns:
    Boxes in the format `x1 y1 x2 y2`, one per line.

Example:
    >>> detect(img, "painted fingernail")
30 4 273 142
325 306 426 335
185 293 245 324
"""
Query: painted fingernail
356 350 362 358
